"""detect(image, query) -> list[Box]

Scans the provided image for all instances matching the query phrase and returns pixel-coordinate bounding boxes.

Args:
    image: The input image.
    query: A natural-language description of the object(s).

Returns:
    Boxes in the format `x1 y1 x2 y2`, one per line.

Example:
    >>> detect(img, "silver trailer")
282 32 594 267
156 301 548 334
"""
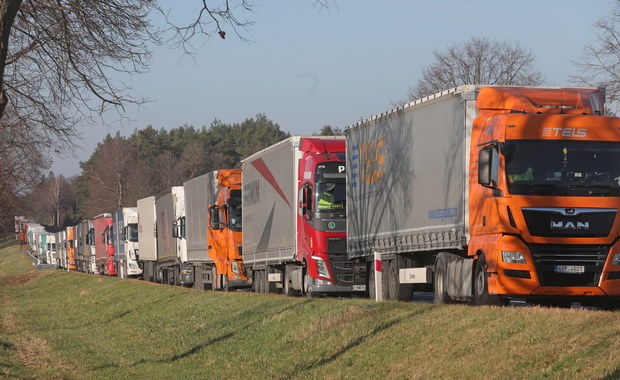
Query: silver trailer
137 196 157 282
183 172 217 288
242 138 299 266
76 220 96 273
345 86 477 301
153 186 184 285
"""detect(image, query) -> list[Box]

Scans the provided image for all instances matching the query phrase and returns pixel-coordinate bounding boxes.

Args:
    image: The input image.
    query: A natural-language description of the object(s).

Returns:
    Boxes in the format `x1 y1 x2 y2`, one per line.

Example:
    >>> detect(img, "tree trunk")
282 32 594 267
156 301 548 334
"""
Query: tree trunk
0 0 22 119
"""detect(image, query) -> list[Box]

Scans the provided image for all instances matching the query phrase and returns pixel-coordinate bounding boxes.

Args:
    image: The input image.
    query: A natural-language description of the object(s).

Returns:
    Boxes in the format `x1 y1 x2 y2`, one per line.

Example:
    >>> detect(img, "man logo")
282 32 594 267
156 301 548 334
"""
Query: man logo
550 221 590 230
565 208 576 215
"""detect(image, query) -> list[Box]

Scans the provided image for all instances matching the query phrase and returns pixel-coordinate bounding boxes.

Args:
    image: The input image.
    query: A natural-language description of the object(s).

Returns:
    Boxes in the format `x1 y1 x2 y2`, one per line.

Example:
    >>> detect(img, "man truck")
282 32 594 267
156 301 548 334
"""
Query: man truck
346 85 620 306
182 169 248 290
242 136 367 297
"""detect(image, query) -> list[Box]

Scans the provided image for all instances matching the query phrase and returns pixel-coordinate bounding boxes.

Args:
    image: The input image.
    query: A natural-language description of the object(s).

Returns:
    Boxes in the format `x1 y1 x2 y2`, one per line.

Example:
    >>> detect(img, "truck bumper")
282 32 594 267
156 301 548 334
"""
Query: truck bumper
488 236 620 297
307 278 366 294
226 279 250 289
492 271 620 297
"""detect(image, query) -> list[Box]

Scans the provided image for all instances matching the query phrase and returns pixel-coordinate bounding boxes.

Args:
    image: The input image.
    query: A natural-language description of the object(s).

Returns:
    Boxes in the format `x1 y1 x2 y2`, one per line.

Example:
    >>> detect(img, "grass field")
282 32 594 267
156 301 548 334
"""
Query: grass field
1 236 620 379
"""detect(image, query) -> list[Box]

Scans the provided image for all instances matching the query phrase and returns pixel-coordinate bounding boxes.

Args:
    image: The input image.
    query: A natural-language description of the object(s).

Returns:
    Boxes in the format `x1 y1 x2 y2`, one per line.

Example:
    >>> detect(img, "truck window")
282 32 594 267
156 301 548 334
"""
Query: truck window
228 189 242 232
505 140 620 196
315 181 346 212
127 223 139 242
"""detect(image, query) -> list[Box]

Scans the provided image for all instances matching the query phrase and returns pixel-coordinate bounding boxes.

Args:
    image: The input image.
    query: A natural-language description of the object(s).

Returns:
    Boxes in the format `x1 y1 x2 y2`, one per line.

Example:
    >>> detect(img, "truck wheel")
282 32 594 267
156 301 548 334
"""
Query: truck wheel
473 254 505 306
262 271 270 293
434 252 453 304
388 259 413 302
222 275 230 292
283 267 295 296
253 271 261 293
304 274 320 298
257 270 268 294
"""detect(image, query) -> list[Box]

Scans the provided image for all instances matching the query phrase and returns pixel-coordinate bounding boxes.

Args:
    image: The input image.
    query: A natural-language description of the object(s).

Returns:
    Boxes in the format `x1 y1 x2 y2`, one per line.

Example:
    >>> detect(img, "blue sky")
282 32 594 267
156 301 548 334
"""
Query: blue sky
51 0 617 176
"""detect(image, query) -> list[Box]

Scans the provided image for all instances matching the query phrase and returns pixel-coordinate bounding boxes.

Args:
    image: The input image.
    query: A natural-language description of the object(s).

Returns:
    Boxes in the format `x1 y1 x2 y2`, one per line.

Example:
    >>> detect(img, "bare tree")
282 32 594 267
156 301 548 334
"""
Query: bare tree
42 172 65 226
179 140 209 179
0 0 327 230
404 37 545 102
572 2 620 107
86 136 139 216
148 151 182 192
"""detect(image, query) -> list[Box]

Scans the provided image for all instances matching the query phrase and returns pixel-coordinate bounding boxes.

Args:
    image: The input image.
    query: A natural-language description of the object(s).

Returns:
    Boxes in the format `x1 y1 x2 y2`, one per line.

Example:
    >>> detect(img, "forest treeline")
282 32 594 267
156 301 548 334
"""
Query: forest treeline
17 114 324 228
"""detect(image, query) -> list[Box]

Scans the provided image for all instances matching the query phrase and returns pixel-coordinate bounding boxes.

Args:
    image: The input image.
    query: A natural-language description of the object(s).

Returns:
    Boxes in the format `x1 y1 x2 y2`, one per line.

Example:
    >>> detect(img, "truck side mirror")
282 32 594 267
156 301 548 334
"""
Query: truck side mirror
172 221 179 238
478 145 499 188
208 205 220 231
300 182 312 220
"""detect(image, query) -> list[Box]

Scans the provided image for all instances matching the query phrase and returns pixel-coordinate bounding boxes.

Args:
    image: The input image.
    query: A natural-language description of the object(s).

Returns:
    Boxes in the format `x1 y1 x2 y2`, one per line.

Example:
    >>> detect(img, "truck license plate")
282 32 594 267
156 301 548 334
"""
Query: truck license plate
353 285 366 291
554 265 585 274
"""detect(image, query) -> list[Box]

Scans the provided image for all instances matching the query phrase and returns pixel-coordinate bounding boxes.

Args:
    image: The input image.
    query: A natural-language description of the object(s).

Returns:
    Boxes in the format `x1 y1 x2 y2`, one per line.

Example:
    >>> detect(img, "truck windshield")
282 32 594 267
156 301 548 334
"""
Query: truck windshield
127 223 138 242
504 140 620 196
228 189 242 232
315 181 346 211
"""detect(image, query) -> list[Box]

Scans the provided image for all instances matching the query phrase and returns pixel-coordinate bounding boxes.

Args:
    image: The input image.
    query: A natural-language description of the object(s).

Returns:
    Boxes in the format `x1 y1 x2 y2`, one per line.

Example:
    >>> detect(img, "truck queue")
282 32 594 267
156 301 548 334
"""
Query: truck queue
15 85 620 308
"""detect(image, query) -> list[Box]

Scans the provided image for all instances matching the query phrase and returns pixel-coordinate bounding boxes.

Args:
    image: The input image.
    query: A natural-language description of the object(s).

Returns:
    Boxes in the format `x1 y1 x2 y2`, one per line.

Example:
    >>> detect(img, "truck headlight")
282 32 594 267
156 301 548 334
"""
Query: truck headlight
501 251 527 264
613 253 620 265
231 261 240 274
311 256 330 279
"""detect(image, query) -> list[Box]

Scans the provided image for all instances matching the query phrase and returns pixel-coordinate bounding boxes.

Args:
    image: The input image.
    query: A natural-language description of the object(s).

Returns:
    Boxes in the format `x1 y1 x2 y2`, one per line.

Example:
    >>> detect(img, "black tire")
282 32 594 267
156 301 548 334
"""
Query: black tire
434 252 453 304
283 267 299 297
253 271 261 293
303 266 320 298
222 275 230 292
387 258 414 302
260 270 268 294
473 254 506 306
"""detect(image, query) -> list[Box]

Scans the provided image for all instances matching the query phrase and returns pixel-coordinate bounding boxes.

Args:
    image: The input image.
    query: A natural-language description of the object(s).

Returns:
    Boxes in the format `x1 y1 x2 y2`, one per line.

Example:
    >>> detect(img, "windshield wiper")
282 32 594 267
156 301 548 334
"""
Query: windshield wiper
567 184 614 196
521 183 566 195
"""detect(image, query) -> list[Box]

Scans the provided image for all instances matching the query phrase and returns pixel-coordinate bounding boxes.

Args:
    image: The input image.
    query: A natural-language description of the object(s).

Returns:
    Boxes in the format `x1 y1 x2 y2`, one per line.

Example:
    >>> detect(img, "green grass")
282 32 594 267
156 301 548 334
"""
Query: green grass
2 239 620 379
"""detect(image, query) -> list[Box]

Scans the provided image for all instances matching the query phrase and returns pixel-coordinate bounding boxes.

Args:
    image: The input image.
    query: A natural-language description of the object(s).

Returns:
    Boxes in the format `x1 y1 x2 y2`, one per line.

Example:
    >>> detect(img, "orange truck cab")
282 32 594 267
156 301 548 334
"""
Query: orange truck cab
206 169 248 289
472 87 620 305
181 168 248 291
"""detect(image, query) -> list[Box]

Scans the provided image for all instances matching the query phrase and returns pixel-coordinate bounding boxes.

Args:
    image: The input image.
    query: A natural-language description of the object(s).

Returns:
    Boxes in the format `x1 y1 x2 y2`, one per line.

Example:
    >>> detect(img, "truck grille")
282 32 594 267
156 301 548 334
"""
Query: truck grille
327 237 346 254
327 255 365 286
522 208 616 238
528 244 609 287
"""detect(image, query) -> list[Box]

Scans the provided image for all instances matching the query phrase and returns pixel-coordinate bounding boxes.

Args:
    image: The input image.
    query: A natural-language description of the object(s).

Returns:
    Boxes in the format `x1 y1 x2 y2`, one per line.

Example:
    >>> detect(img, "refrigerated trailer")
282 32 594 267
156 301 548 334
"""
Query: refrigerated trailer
346 85 620 306
242 136 366 297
